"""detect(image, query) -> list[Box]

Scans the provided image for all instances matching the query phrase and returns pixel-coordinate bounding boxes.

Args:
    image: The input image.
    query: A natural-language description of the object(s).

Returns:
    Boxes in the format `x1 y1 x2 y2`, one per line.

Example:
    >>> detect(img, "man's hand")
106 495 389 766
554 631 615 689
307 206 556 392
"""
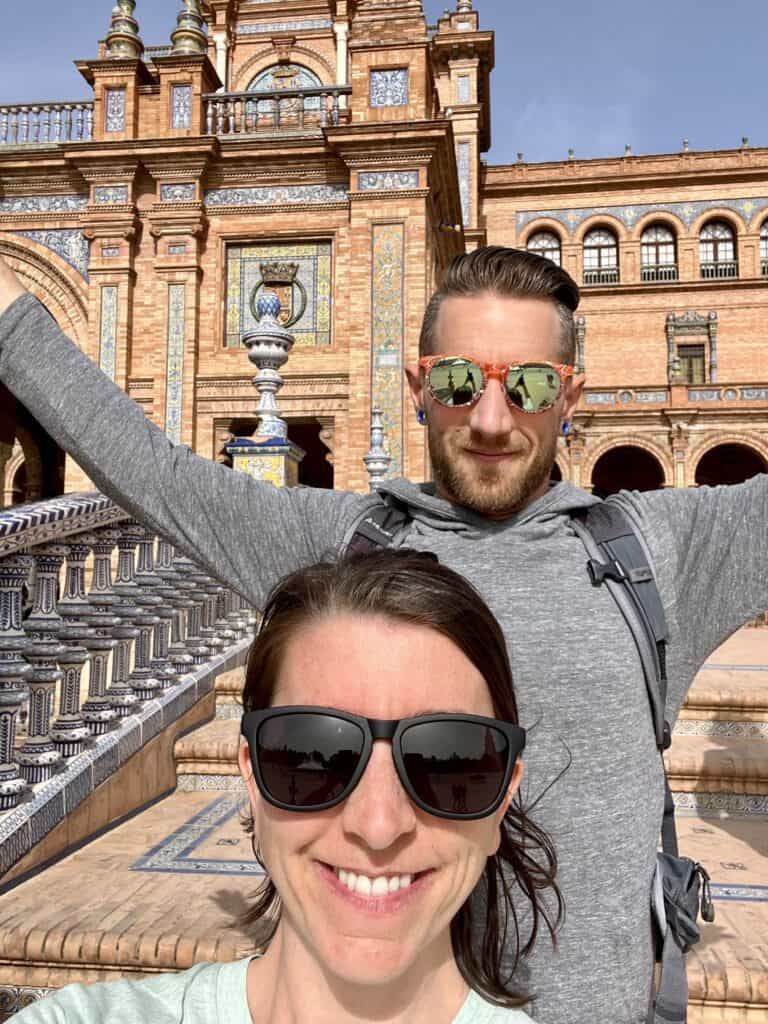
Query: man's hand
0 255 27 316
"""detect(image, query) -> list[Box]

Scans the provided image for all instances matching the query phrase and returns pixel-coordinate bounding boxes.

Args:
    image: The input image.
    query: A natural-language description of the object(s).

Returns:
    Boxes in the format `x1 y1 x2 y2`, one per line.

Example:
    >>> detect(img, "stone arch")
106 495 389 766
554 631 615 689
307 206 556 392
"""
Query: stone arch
584 436 672 488
590 443 668 498
0 233 88 351
690 433 768 487
232 47 335 93
551 454 567 482
519 219 568 247
746 207 768 233
631 209 687 242
574 213 628 244
3 432 42 506
689 207 746 238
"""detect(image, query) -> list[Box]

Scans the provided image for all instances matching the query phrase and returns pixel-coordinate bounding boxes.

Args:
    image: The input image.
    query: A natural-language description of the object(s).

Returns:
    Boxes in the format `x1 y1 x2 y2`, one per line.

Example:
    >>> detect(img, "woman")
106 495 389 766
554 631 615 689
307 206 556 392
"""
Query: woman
12 551 561 1024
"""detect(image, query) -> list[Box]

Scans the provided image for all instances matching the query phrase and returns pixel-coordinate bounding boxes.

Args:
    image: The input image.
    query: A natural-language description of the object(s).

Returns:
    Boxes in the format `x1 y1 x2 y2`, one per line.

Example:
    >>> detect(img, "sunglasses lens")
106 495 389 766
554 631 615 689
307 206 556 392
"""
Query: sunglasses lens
257 713 365 808
400 721 510 816
505 364 561 413
428 358 481 407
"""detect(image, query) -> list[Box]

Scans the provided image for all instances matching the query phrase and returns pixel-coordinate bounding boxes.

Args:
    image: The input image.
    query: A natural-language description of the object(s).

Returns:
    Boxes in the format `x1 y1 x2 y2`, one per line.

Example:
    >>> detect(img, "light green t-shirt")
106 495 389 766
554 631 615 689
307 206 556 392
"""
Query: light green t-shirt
10 958 532 1023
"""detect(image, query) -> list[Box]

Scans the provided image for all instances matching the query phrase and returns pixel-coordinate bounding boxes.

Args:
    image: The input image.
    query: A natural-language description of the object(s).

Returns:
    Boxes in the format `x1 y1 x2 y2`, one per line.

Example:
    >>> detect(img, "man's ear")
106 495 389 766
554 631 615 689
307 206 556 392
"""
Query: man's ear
405 362 425 414
562 372 585 423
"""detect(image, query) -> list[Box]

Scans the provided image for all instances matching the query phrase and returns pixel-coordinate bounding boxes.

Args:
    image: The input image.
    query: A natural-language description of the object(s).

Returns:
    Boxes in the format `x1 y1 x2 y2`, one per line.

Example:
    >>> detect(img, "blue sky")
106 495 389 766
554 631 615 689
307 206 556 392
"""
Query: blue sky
2 1 766 165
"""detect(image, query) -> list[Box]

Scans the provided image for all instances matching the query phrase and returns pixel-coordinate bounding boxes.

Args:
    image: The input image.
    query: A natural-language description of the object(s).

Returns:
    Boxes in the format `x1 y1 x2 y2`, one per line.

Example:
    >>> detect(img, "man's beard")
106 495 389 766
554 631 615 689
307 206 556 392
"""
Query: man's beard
427 425 558 519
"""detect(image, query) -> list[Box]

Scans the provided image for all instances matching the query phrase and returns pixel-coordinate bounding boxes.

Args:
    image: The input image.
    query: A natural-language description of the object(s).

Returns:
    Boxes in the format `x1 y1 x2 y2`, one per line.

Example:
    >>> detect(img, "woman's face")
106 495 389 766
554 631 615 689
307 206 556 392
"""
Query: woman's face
238 612 522 988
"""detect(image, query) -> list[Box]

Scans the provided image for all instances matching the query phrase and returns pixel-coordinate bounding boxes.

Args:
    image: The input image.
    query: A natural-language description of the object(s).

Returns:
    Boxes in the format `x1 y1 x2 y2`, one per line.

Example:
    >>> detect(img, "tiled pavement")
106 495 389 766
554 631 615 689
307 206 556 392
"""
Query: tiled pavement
0 639 766 1018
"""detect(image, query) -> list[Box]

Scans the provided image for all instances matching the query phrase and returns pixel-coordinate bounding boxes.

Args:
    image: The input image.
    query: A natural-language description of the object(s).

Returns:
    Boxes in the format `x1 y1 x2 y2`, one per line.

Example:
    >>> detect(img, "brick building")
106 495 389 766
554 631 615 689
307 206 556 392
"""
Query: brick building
1 0 767 505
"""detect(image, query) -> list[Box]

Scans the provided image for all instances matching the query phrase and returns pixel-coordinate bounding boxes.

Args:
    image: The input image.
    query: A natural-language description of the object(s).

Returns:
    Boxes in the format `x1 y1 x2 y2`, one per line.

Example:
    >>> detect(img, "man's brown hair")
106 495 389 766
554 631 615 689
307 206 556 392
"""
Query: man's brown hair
419 245 580 362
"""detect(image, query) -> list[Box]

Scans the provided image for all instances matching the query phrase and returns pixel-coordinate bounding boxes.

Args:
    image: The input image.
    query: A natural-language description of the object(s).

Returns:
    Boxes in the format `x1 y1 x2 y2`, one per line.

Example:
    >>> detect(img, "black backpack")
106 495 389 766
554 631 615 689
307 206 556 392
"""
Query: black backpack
345 496 714 1024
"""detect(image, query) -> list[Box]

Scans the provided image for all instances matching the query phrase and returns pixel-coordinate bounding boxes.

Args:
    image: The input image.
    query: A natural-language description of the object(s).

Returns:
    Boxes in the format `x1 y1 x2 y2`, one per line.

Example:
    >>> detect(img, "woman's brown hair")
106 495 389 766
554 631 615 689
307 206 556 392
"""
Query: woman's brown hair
241 549 563 1008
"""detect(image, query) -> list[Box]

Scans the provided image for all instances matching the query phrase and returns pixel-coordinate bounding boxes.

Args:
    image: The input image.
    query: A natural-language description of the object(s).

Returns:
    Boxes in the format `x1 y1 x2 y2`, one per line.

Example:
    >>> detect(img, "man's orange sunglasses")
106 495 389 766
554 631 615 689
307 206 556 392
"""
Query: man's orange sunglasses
419 355 574 414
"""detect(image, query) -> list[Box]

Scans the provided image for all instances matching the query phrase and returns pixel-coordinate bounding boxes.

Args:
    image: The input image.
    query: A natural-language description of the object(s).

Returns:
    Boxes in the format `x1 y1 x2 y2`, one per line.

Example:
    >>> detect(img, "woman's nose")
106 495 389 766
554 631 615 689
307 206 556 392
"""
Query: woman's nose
339 742 417 850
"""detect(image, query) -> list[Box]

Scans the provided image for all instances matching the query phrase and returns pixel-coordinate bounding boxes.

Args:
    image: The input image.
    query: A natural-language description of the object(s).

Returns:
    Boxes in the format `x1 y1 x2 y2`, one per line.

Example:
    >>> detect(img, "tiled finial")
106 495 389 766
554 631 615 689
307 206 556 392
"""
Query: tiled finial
456 0 474 9
171 0 207 56
105 0 144 60
624 143 633 157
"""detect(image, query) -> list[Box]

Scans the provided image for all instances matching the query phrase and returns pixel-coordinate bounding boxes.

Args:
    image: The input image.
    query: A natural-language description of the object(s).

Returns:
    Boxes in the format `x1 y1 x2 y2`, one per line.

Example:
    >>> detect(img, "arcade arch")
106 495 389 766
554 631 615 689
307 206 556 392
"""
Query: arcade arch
590 444 666 498
694 443 767 487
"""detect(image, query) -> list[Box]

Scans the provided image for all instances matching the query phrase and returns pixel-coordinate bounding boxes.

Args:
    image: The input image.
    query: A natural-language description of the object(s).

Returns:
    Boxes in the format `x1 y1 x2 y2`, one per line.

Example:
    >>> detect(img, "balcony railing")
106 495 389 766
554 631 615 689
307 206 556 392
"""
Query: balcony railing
0 493 253 876
761 258 768 277
700 260 738 280
204 86 352 136
583 266 619 286
0 103 93 146
641 264 679 283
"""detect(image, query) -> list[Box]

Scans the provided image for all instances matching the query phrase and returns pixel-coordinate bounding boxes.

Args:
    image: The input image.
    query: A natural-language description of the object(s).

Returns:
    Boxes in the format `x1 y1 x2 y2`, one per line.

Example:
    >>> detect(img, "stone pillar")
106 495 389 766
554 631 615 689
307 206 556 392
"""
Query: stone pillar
213 32 229 89
0 554 33 808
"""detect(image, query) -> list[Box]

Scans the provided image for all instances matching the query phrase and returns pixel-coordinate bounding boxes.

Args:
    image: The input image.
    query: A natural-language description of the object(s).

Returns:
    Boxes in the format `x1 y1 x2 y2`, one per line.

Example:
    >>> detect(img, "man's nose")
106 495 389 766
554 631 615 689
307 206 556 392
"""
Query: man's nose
468 377 515 439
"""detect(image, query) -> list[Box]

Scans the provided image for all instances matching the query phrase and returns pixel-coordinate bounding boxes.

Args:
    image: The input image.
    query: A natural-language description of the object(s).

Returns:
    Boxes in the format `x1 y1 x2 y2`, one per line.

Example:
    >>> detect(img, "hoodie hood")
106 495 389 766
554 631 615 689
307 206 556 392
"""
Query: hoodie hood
376 478 600 537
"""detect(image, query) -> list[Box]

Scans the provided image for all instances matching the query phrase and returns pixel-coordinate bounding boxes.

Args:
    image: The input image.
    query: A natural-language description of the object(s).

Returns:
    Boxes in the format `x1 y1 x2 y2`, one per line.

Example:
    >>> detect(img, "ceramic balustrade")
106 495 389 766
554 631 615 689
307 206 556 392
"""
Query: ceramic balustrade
0 494 252 812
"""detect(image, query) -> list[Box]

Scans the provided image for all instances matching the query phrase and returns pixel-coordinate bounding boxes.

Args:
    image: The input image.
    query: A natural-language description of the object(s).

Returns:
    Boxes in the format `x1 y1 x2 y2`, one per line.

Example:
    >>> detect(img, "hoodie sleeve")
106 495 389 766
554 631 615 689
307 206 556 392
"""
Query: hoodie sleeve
610 474 768 712
0 293 371 607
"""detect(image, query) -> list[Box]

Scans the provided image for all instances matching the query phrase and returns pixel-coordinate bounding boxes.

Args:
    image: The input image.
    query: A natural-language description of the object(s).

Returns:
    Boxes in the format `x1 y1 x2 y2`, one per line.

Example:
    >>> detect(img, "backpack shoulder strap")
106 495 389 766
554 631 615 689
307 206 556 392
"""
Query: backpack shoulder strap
570 501 679 857
342 498 412 556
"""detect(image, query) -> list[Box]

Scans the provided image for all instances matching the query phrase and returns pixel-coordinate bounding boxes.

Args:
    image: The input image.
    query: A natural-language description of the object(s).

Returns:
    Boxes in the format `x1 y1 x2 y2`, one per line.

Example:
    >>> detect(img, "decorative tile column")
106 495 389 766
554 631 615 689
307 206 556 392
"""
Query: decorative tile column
105 526 141 717
0 555 34 808
157 541 194 679
17 546 67 783
50 541 94 757
128 525 163 701
82 529 121 735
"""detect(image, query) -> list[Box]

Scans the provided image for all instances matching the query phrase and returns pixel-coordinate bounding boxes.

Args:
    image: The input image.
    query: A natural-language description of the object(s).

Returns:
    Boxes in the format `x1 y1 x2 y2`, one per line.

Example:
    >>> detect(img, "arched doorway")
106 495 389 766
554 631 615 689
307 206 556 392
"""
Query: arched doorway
550 461 563 482
694 443 767 487
11 463 27 507
591 445 665 498
220 418 333 489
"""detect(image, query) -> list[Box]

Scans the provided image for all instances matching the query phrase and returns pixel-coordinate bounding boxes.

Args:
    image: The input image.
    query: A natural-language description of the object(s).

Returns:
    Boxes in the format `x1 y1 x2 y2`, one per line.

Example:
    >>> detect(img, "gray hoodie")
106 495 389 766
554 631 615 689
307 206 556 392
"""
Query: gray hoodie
1 294 766 1023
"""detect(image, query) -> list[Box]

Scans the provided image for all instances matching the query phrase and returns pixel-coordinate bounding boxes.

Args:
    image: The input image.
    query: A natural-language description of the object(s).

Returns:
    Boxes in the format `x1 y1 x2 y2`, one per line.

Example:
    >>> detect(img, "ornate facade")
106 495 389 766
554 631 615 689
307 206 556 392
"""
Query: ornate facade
1 0 767 503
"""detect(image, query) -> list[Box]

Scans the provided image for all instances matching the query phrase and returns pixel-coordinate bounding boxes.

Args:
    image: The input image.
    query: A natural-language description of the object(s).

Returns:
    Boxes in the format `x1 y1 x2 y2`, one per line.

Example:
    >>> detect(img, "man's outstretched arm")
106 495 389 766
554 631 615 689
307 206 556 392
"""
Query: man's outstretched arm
0 258 370 606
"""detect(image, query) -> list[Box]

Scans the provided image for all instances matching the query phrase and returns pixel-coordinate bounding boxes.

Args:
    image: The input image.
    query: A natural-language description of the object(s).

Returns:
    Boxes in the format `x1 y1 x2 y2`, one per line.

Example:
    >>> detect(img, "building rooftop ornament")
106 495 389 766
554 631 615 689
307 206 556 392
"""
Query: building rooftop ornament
242 291 295 442
105 0 144 61
364 407 392 489
170 0 207 57
456 0 474 10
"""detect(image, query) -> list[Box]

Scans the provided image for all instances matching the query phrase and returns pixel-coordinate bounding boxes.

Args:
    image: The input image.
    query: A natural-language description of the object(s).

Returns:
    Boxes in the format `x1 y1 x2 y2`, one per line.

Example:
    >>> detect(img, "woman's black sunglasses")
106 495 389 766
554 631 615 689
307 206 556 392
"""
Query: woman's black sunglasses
241 706 526 821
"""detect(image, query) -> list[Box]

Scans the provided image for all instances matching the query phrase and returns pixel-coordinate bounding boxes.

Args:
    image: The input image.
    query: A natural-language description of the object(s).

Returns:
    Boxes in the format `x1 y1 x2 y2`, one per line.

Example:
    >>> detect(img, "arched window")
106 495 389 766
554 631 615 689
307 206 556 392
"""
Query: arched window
527 231 561 266
699 221 737 279
583 228 619 285
242 64 325 128
247 64 323 92
640 224 677 282
760 221 768 276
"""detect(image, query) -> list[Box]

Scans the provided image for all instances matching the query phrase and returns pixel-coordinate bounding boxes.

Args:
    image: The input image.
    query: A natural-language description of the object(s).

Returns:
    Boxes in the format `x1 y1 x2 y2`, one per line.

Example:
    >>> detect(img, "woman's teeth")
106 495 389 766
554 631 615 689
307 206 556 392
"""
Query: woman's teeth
334 867 414 896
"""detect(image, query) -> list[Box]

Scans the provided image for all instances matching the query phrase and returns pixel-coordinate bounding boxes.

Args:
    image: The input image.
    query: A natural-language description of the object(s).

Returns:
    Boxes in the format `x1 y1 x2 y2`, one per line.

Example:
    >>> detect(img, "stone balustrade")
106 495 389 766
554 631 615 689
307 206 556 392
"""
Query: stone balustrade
203 86 351 136
0 493 252 877
0 103 94 146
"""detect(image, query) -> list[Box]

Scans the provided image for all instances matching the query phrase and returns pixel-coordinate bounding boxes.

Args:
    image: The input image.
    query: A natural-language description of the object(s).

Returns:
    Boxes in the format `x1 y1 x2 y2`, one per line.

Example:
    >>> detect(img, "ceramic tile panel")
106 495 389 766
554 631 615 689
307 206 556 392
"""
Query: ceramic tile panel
14 230 89 279
370 69 408 108
370 223 405 477
225 241 332 348
105 88 126 133
165 283 186 443
98 286 118 381
171 85 192 130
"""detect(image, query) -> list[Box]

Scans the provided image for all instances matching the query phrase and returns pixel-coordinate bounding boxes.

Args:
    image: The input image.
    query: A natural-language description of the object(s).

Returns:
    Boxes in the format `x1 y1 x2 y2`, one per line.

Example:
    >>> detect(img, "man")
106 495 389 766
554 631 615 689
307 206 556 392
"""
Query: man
0 247 764 1023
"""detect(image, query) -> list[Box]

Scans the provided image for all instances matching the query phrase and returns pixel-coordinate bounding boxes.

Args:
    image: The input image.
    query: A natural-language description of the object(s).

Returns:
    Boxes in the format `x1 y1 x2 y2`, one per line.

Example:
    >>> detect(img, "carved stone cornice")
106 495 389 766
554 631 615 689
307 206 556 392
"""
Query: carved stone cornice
70 160 141 185
141 155 211 182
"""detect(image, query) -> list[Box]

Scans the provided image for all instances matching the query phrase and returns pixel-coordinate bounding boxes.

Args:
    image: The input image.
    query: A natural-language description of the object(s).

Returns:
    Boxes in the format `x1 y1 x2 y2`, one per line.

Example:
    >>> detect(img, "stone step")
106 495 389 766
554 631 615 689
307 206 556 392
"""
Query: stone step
666 734 768 816
174 718 243 792
0 792 764 1019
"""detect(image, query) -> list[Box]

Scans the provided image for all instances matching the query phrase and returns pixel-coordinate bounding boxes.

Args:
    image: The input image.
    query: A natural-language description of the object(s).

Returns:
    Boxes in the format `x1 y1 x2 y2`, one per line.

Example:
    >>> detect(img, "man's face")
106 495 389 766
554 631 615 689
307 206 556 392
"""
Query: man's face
406 293 585 519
